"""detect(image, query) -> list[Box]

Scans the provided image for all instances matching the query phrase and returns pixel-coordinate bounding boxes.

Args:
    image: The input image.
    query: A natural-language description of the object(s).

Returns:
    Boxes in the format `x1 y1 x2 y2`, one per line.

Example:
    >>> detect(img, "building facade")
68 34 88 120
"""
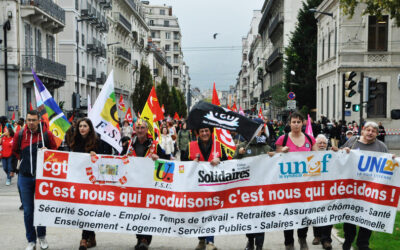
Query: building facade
0 0 66 118
142 2 184 89
316 0 400 148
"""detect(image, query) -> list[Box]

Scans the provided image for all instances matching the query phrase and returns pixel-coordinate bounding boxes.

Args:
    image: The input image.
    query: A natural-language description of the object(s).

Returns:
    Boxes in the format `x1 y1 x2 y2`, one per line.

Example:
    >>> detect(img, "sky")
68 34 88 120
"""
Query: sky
147 0 263 91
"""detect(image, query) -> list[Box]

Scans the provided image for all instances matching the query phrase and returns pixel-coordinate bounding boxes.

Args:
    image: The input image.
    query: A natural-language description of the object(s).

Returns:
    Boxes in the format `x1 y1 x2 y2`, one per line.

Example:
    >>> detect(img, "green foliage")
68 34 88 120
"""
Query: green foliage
168 86 179 116
156 77 170 112
284 0 322 111
340 0 400 26
131 63 153 112
270 82 287 108
299 105 310 117
176 89 187 118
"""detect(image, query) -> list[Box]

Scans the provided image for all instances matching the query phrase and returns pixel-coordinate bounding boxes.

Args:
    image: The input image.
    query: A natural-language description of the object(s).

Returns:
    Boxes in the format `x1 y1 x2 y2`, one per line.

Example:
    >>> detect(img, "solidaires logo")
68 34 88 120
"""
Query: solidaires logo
278 153 332 178
154 160 175 183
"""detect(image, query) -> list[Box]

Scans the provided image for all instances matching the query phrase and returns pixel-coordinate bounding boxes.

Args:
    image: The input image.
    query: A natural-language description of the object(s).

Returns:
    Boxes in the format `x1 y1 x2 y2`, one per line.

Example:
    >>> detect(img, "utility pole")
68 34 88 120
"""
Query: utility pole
359 72 364 127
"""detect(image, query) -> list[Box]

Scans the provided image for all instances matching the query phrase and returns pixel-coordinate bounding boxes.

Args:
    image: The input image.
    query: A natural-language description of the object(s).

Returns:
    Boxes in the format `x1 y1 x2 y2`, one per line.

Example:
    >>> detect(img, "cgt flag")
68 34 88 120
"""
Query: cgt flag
118 95 126 112
88 71 122 153
187 101 262 142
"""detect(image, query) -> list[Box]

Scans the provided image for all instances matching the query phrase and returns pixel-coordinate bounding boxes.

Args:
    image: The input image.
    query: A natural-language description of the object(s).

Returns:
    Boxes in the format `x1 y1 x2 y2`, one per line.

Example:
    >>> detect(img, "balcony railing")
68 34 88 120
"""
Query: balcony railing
268 13 283 38
267 47 283 66
117 47 131 62
87 68 96 82
118 13 132 31
22 55 66 80
148 23 179 28
21 0 65 24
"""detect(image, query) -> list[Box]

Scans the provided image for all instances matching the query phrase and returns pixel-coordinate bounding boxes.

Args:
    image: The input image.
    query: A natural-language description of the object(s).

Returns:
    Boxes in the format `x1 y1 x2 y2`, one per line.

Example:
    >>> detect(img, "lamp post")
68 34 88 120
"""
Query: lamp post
3 18 11 116
308 8 333 17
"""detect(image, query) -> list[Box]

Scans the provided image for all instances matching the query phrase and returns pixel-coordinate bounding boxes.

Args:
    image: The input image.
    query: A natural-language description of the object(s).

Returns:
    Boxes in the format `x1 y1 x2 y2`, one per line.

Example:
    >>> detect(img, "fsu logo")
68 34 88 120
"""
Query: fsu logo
154 160 175 183
43 151 69 179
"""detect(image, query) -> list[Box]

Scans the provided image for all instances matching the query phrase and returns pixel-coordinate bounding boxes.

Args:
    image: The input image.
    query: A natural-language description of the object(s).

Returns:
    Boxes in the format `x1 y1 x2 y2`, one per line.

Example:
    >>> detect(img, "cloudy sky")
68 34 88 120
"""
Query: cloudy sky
147 0 263 91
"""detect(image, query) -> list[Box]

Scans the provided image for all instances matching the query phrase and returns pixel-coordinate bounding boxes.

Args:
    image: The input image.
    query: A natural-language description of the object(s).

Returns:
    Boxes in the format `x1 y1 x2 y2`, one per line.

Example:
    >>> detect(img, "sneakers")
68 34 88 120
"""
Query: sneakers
312 237 321 245
245 240 254 250
206 242 218 250
5 179 11 186
25 242 36 250
195 239 206 250
285 244 294 250
322 241 332 250
38 237 49 250
298 237 308 250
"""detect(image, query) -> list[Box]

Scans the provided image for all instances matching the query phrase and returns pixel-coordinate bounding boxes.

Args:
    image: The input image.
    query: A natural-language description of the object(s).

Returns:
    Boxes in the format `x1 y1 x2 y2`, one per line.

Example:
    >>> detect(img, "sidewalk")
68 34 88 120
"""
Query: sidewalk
0 170 343 250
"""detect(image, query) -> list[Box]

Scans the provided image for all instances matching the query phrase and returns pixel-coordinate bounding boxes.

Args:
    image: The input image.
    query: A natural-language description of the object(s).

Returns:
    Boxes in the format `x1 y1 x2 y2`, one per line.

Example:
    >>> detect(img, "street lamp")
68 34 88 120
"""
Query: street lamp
308 8 333 17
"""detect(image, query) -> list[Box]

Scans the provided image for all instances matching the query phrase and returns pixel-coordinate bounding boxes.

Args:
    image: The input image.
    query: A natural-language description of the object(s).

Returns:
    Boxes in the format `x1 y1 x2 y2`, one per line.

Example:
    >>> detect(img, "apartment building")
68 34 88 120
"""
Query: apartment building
0 0 66 117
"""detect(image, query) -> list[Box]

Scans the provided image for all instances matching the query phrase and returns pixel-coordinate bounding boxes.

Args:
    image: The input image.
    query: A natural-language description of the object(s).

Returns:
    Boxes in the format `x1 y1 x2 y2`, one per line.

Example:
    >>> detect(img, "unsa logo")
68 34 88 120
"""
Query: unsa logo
43 151 69 179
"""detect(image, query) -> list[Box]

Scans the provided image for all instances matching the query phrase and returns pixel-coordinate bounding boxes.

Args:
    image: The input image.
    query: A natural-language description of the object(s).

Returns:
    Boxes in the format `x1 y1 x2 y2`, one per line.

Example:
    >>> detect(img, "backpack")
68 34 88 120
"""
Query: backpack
282 133 313 147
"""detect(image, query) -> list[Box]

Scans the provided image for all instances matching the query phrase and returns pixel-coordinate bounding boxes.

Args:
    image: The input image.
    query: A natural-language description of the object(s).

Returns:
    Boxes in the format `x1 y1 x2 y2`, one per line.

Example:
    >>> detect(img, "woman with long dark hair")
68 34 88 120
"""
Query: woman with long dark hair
0 124 15 185
69 118 102 250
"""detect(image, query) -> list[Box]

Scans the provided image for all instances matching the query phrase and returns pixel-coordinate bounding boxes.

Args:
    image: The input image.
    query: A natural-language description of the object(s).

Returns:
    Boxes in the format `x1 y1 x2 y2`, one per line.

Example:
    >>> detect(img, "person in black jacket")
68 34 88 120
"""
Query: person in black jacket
69 118 112 250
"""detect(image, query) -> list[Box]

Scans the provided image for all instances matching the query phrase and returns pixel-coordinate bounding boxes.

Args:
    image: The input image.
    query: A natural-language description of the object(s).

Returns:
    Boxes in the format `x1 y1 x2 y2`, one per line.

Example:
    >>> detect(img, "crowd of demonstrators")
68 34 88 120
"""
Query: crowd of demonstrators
177 122 191 161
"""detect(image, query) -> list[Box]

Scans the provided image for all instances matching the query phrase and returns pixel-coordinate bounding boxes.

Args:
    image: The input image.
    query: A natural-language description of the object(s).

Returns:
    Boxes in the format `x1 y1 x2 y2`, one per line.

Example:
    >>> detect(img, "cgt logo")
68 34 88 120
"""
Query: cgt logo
43 151 69 179
154 160 175 183
358 155 399 176
278 153 331 178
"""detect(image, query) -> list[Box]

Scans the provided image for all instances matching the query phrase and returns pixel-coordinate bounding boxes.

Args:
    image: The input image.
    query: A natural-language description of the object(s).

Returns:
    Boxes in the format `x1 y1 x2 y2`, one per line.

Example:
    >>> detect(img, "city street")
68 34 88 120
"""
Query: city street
0 169 344 250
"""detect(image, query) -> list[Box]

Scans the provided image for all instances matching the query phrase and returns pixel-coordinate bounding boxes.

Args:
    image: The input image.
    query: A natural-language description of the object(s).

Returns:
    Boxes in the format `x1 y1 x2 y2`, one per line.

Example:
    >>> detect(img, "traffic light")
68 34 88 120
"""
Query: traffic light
363 77 377 102
345 102 351 109
343 71 357 98
352 104 360 112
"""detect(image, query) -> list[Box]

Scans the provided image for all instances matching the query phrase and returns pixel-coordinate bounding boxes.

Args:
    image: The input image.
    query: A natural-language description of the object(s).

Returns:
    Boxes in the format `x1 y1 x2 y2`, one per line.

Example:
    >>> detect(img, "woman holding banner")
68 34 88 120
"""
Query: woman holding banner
275 112 317 250
69 118 112 250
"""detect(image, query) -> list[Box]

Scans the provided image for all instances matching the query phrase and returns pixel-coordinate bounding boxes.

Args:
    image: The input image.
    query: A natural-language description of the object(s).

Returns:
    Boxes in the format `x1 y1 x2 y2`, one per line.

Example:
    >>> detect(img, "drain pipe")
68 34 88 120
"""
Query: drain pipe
3 20 11 115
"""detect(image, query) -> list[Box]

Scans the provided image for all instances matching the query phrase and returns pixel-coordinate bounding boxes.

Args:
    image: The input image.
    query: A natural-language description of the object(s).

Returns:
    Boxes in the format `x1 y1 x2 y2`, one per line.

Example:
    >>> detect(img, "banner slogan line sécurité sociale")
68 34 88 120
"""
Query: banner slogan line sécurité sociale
34 149 400 236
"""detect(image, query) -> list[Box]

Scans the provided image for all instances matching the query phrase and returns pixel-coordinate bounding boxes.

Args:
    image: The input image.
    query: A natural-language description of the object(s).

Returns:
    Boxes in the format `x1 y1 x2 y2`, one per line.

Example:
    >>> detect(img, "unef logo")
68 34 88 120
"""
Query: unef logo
43 151 69 179
154 160 175 189
278 153 331 178
358 155 399 177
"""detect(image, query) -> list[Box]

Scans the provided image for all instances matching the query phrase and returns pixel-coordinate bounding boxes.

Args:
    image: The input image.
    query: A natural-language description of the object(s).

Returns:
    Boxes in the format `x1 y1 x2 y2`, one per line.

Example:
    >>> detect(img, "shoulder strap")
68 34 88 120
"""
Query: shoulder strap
350 136 360 149
304 133 312 145
283 134 289 147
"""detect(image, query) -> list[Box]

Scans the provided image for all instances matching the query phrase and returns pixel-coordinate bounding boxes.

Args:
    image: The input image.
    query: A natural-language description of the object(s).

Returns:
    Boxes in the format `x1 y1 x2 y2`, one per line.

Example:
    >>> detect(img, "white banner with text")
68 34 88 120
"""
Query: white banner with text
34 149 400 236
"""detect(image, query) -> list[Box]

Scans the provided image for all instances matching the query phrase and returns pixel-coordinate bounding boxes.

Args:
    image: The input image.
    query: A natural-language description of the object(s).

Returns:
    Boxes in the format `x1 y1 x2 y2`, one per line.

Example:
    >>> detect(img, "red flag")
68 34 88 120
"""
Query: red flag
68 115 74 123
11 111 15 121
258 107 264 119
118 95 126 112
161 104 165 114
29 102 33 111
212 82 220 106
232 102 238 112
227 104 231 110
147 86 164 121
174 112 180 120
125 107 133 125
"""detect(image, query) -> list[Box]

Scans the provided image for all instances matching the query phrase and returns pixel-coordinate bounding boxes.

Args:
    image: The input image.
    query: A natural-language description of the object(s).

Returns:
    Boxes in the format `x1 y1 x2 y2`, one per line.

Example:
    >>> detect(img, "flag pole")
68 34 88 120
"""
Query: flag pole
39 120 45 147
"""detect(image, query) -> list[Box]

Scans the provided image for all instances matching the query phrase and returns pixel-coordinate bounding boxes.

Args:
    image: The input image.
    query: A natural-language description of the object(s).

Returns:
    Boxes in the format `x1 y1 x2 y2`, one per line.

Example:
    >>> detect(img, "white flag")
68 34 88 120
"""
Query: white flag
88 71 122 152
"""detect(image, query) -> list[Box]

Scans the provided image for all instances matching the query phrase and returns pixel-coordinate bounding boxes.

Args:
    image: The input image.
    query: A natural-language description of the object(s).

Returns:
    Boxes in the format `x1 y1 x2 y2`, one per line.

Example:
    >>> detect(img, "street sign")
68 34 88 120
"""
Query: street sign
345 111 351 116
288 92 296 100
287 100 296 110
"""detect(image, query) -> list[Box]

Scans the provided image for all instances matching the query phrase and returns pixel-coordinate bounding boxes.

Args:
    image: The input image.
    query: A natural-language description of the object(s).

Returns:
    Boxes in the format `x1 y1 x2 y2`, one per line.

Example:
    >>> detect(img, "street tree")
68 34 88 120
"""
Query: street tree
270 82 287 109
168 86 179 117
340 0 400 26
176 89 187 118
156 77 170 112
131 63 153 112
284 0 322 112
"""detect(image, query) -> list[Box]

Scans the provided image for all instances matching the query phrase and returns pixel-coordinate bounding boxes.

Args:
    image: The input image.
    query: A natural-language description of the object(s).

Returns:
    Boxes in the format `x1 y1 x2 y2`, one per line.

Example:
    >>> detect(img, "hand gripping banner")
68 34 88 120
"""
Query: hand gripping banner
34 149 400 236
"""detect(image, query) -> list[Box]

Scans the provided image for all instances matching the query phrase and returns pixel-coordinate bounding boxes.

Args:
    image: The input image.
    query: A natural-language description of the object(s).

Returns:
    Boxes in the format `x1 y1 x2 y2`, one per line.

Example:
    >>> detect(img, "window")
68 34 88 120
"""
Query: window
328 32 331 58
165 32 170 39
164 20 169 27
82 65 85 77
173 32 179 40
149 20 154 26
46 35 55 61
327 86 329 119
322 38 325 61
173 55 179 63
367 82 387 118
165 44 170 51
75 0 79 10
26 87 32 113
151 31 155 38
243 53 247 61
166 56 171 63
321 88 323 114
368 15 388 51
25 24 33 56
160 9 165 15
333 85 336 118
334 25 337 55
35 29 41 56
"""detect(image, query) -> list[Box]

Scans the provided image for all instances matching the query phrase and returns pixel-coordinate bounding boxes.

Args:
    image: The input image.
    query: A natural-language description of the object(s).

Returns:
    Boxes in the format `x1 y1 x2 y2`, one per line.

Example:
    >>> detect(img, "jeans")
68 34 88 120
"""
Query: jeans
246 233 264 246
18 175 46 243
199 236 214 243
2 157 12 180
343 223 371 250
284 227 308 246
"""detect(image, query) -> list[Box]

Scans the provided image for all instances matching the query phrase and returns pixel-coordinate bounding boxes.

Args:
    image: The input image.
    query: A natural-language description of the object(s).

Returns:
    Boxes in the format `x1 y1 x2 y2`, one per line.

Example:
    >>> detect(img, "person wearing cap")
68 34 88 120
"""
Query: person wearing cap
339 130 353 147
184 125 228 250
234 119 274 250
127 119 168 250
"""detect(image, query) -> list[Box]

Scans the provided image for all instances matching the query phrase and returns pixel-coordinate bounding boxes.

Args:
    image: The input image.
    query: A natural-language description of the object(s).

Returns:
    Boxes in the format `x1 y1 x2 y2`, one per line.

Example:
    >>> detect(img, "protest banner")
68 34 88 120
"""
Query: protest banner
34 149 400 236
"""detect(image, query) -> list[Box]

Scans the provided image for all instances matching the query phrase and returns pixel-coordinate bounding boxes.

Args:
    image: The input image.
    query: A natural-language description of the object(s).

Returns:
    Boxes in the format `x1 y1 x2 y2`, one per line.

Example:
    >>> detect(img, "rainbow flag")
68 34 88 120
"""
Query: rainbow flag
33 69 71 147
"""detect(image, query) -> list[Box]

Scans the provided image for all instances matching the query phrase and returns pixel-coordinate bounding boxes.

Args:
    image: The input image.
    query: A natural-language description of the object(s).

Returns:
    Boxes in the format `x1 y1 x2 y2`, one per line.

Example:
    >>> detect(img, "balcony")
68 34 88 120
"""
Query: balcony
22 55 66 88
96 72 107 85
87 68 96 82
148 23 180 28
116 47 131 63
115 13 131 33
124 0 137 13
267 47 283 67
99 0 112 9
268 13 283 38
20 0 65 33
